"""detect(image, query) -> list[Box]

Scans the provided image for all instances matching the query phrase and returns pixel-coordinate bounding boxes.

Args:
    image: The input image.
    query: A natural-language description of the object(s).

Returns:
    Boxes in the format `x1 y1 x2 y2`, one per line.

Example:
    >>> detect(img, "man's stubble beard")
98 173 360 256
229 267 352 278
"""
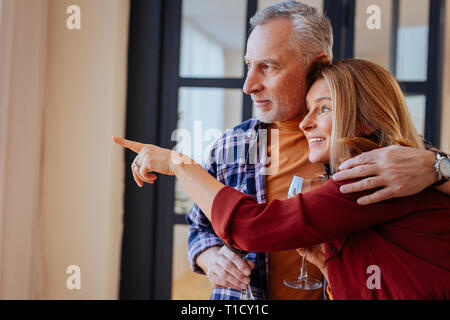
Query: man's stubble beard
255 101 304 124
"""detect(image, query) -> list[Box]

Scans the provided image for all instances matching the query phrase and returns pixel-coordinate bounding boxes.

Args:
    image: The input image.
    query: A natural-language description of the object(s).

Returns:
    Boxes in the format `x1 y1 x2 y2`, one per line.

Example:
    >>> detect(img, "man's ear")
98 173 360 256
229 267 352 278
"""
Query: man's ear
304 53 331 90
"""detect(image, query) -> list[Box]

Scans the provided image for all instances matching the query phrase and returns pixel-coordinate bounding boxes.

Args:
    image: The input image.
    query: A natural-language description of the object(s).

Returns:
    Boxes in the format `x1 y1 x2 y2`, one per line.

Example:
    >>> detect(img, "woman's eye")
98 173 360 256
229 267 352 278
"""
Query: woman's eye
321 106 331 113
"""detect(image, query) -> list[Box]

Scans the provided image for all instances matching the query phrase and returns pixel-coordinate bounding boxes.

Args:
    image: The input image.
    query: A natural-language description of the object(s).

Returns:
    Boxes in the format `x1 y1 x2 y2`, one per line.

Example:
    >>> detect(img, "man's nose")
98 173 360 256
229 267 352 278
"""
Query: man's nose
243 69 263 95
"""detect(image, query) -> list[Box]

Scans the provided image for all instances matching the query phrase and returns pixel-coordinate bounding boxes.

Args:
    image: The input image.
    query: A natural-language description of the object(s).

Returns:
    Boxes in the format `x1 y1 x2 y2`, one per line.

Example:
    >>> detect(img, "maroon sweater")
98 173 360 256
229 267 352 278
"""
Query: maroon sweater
211 180 450 300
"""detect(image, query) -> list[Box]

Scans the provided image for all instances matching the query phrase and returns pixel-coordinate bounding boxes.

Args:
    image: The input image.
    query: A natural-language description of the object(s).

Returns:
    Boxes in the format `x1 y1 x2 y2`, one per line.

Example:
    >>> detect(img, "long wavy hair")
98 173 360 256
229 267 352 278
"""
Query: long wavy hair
305 58 425 174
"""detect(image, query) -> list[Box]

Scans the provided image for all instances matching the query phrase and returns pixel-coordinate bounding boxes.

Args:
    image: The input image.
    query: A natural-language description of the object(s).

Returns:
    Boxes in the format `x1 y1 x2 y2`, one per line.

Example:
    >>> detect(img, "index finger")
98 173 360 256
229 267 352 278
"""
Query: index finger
356 187 393 205
112 136 143 153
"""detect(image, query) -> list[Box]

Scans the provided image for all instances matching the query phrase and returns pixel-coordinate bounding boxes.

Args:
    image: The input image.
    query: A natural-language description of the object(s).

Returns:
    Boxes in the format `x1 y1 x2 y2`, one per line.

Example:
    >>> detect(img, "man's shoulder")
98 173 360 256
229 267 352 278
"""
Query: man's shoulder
225 118 263 136
206 118 264 165
232 117 261 132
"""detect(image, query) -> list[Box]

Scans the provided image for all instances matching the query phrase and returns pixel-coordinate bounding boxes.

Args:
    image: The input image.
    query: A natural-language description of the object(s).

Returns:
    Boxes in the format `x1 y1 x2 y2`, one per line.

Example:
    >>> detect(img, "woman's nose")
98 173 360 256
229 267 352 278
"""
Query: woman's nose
299 112 316 132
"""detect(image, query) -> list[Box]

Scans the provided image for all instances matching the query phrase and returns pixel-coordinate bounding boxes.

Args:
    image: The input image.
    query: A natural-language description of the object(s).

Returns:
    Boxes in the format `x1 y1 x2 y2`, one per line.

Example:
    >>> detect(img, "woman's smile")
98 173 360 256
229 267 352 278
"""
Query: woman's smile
308 137 326 147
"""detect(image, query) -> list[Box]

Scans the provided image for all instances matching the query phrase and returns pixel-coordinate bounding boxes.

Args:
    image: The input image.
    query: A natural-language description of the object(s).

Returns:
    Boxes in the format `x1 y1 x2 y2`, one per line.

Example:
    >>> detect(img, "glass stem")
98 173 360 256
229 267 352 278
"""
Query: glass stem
241 288 247 300
241 257 255 300
246 286 255 300
299 255 308 280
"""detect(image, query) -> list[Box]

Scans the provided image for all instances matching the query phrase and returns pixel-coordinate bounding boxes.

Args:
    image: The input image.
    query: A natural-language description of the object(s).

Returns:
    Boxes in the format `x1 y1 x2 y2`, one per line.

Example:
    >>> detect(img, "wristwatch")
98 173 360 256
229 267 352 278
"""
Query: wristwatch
434 152 450 186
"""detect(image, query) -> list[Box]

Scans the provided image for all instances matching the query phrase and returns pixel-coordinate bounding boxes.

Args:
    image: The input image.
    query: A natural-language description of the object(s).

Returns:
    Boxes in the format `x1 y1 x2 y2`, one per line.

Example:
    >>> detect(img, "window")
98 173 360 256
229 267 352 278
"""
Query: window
353 0 445 143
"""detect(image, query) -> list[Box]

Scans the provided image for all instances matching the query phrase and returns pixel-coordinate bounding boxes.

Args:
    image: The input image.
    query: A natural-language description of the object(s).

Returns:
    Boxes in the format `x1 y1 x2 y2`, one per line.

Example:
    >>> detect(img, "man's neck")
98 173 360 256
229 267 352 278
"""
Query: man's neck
271 114 304 132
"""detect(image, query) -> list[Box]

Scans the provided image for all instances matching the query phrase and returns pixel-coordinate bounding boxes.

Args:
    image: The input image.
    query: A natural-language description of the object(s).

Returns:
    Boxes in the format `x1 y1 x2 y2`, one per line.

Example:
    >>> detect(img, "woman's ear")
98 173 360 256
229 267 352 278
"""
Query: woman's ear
357 120 376 137
315 52 331 64
364 127 375 136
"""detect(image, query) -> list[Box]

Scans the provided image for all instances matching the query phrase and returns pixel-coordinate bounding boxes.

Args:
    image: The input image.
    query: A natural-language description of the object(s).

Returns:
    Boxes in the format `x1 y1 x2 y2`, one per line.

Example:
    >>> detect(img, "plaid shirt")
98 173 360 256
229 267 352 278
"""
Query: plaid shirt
186 118 271 300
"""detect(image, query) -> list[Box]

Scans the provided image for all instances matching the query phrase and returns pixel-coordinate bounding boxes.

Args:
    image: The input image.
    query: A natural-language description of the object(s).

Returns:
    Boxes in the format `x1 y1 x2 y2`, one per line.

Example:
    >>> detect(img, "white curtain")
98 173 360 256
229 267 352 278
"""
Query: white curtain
0 0 46 299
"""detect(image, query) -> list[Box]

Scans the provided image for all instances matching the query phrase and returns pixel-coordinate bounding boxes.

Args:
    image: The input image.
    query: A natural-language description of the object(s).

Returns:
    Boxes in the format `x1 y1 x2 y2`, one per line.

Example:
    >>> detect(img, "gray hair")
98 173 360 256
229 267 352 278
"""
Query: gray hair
250 1 333 65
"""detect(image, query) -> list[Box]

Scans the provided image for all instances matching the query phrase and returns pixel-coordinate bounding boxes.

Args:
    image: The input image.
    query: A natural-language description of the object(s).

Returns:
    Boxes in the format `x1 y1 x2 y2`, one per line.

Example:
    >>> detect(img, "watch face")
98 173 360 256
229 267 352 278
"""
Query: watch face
439 157 450 178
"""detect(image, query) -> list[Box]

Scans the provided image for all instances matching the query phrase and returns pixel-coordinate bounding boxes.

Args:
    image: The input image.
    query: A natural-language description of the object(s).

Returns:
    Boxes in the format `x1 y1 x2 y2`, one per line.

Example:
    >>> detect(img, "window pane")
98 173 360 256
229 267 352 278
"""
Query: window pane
172 225 213 299
395 0 429 81
405 95 426 136
354 0 393 71
175 87 243 164
258 0 323 13
174 87 243 214
180 0 246 78
175 180 195 215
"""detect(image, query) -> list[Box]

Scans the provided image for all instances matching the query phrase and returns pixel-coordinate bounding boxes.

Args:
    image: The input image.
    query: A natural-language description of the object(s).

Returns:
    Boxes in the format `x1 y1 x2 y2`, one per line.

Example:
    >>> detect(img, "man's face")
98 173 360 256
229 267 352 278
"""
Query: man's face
244 18 308 123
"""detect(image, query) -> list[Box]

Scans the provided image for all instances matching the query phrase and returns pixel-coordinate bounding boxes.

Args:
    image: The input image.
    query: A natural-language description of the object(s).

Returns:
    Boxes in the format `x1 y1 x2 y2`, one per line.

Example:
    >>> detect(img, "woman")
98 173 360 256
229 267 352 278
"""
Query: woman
114 59 450 299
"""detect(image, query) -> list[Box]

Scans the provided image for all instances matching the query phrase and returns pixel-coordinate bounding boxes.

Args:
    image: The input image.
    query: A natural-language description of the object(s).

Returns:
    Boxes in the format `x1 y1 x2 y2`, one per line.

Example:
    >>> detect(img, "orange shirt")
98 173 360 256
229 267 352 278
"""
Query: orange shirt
265 116 325 300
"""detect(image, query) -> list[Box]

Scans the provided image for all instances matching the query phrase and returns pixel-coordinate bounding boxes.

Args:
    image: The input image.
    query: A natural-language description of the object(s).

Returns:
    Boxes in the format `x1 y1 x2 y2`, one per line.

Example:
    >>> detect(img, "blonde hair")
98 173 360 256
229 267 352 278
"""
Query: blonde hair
306 59 425 173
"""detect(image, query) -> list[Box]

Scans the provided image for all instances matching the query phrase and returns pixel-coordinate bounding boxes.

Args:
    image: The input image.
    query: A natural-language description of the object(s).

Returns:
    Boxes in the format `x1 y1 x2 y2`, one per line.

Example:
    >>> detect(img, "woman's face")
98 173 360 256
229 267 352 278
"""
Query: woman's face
300 79 333 164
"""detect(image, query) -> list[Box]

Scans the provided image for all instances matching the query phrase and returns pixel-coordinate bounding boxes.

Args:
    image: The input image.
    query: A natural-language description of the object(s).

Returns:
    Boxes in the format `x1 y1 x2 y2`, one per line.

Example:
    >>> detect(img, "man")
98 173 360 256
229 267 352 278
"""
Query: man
186 1 449 300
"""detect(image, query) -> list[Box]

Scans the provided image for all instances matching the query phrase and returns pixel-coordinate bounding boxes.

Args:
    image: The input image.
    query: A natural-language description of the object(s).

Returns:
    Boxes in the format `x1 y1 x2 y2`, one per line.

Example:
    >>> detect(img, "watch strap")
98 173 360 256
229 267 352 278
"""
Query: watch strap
432 152 450 187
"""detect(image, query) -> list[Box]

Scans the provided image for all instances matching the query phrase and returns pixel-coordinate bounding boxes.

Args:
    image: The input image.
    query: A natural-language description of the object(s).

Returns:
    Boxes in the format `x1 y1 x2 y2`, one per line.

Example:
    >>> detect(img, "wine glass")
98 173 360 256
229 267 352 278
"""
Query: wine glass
223 244 255 300
283 175 327 290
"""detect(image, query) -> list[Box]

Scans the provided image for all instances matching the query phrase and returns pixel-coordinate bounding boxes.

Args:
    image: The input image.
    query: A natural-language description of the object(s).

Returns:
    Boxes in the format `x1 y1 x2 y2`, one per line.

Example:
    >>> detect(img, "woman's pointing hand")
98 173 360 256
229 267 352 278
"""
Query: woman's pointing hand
113 136 185 187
